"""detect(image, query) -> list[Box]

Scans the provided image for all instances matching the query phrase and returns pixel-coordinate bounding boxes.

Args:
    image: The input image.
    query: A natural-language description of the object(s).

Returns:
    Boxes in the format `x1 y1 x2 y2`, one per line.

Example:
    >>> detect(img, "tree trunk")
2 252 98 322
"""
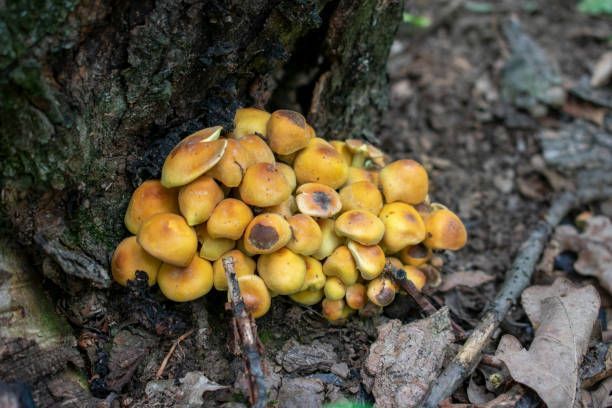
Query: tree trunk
0 0 401 403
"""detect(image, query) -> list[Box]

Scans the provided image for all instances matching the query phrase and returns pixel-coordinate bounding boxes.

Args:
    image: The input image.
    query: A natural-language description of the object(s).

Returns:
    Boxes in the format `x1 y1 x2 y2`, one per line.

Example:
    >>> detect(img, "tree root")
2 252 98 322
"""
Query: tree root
421 186 612 407
223 256 267 408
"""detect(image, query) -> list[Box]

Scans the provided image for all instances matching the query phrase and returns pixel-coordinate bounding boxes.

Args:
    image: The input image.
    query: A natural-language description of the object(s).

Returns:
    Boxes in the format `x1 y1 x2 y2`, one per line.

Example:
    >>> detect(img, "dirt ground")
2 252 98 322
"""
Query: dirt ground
72 1 612 406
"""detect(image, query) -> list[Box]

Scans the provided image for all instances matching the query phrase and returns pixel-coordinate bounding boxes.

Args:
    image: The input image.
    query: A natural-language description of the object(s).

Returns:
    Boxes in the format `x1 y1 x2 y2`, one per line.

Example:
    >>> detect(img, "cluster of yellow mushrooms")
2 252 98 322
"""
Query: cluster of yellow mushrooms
111 108 467 322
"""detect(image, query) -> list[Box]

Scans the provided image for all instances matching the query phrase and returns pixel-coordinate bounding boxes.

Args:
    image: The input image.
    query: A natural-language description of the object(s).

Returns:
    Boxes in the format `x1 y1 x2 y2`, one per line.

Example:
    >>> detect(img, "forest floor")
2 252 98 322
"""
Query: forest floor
89 1 612 407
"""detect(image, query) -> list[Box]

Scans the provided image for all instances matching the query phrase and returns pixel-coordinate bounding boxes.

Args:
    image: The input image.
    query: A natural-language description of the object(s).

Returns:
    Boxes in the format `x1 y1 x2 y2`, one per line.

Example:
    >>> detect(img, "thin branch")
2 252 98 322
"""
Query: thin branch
156 329 194 379
223 256 267 408
421 186 612 407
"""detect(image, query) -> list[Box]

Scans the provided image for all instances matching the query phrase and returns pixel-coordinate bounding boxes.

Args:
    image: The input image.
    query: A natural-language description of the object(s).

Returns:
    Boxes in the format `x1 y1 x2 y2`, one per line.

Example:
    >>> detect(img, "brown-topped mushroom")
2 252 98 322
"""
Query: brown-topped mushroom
111 236 161 286
124 180 179 234
243 213 292 254
295 183 342 218
266 109 312 155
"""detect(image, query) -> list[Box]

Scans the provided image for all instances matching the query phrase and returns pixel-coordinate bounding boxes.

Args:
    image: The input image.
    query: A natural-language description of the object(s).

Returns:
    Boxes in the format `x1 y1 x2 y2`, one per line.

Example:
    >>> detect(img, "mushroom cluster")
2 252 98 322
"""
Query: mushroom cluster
111 108 467 322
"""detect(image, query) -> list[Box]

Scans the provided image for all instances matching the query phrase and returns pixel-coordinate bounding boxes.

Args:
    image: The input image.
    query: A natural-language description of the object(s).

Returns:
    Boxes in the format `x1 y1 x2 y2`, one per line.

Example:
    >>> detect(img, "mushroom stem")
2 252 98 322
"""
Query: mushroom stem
351 150 367 168
223 256 268 408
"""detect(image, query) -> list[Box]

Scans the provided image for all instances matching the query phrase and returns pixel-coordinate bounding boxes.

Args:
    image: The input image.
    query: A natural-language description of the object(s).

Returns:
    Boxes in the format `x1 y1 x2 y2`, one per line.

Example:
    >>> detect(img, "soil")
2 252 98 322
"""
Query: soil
56 1 612 406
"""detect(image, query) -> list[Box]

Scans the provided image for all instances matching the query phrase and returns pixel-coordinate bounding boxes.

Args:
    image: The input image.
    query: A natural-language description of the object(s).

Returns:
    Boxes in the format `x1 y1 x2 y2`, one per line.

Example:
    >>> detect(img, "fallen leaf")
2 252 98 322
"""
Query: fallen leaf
496 280 600 408
591 51 612 87
521 277 577 328
362 308 455 408
581 376 612 408
437 271 495 292
561 99 606 126
555 216 612 295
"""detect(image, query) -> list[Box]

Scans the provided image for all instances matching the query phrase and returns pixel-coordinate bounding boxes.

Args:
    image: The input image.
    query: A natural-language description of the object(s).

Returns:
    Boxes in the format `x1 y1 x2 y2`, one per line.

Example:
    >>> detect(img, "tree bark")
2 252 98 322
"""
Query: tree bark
0 0 402 402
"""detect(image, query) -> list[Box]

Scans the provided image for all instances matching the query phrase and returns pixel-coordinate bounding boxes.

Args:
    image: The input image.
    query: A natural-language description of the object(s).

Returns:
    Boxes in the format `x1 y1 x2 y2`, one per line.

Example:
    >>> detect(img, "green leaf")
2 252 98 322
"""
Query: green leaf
578 0 612 15
402 12 432 28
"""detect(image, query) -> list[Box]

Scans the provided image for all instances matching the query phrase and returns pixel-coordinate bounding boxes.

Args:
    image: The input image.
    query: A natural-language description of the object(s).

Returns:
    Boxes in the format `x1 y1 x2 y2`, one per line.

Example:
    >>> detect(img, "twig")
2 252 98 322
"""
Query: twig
421 186 612 407
223 256 267 408
388 263 467 340
156 329 194 379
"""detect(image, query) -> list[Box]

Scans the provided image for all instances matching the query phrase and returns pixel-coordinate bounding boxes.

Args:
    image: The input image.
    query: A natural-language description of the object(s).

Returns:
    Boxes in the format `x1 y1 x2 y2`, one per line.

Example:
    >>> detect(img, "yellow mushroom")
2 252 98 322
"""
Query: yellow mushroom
157 256 214 302
380 159 428 204
345 283 367 310
322 298 352 323
243 213 292 254
235 275 271 318
196 225 236 261
239 163 292 207
111 236 161 286
324 277 346 300
286 214 323 256
322 245 358 285
124 180 179 234
138 213 197 267
257 248 306 295
339 181 383 215
330 140 352 166
266 109 312 155
299 257 326 291
178 176 224 226
161 126 227 188
207 198 254 240
239 134 276 165
346 167 379 186
378 202 426 253
212 249 256 291
233 107 271 139
424 207 467 250
347 241 385 280
312 219 344 260
276 162 297 192
367 277 396 307
295 183 342 218
403 265 427 291
293 138 349 189
207 138 251 187
335 210 385 245
398 243 432 267
290 289 324 306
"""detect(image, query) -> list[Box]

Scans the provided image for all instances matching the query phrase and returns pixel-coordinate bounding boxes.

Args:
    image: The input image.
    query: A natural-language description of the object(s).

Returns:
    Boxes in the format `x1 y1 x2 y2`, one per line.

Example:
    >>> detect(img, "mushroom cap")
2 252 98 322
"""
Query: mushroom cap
196 225 236 261
424 208 467 250
138 213 197 267
321 299 352 323
178 176 224 226
295 183 342 218
403 265 427 291
379 202 426 253
212 249 256 291
265 195 297 219
293 138 349 189
380 159 429 204
335 210 385 245
235 275 271 318
289 289 324 306
399 243 432 267
276 162 297 192
322 245 358 285
257 248 306 295
266 109 311 155
239 134 276 165
345 139 387 168
111 236 161 286
276 151 298 165
324 277 346 300
347 241 385 280
345 283 367 310
233 107 271 139
330 141 352 166
207 139 251 187
346 167 379 186
161 127 227 188
157 256 213 302
300 256 326 291
239 163 292 207
339 181 383 215
286 214 323 256
366 277 396 307
207 198 254 240
244 213 292 254
124 180 179 234
312 219 344 260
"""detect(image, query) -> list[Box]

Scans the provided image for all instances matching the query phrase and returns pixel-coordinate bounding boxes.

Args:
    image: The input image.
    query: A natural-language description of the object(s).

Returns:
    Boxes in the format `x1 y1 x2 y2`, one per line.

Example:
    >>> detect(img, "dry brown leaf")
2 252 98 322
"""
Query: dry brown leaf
362 308 455 408
521 277 577 328
555 216 612 294
437 271 495 292
561 99 606 126
496 280 600 408
581 376 612 408
591 51 612 87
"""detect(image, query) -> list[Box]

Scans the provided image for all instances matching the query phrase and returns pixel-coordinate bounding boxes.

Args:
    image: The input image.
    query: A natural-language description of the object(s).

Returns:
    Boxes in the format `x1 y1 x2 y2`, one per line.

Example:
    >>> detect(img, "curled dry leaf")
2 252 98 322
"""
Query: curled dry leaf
497 280 600 408
436 270 495 292
362 307 455 408
555 216 612 294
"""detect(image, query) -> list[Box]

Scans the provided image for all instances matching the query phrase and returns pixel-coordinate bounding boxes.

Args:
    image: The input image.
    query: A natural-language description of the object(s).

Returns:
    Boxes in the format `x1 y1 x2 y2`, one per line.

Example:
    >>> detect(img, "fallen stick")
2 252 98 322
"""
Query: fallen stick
421 186 612 407
156 329 194 379
223 256 267 408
